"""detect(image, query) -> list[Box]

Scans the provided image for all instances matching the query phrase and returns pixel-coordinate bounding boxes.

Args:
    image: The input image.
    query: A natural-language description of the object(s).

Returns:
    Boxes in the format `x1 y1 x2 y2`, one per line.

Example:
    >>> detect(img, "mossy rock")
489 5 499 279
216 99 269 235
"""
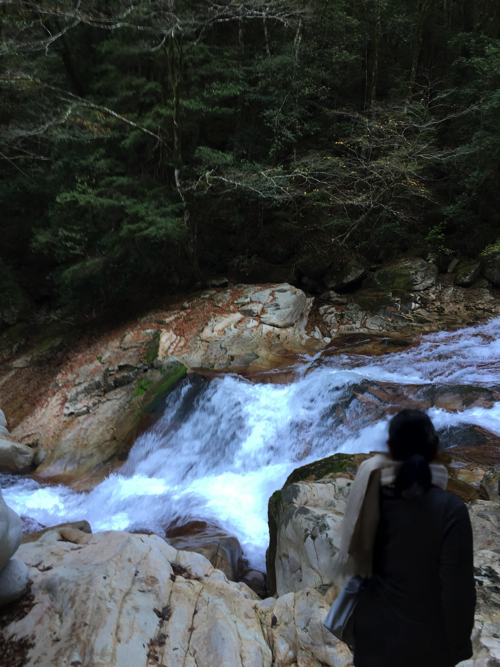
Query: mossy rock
142 363 187 414
324 260 367 291
455 263 481 287
351 290 397 314
481 252 500 286
266 452 363 594
143 329 161 364
0 323 31 363
0 276 34 328
365 259 438 293
284 453 359 486
296 248 346 281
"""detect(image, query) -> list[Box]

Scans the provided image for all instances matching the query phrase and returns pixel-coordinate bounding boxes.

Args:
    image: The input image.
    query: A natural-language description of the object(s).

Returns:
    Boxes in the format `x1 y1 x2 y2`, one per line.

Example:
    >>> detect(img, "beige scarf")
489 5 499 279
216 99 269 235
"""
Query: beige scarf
332 453 449 581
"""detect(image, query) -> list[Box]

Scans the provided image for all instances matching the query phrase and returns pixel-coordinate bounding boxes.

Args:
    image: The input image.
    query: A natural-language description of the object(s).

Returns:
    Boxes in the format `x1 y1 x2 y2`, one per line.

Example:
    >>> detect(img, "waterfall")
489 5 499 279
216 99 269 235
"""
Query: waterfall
3 317 500 571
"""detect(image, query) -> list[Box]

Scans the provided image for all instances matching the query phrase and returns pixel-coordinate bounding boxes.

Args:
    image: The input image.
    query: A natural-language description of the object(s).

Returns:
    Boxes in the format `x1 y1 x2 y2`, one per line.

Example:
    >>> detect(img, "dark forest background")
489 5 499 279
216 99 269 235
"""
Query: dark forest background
1 0 499 319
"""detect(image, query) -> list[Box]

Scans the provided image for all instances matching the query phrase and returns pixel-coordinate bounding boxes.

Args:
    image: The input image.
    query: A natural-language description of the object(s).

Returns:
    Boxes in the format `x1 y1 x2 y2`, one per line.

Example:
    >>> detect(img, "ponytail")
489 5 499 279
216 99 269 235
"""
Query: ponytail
388 409 439 497
394 453 432 495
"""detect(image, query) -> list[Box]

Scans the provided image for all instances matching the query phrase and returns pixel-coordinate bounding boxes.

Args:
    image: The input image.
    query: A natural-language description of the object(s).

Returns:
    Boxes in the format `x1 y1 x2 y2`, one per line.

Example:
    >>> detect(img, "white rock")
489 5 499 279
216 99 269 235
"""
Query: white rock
0 437 35 471
159 330 186 357
256 284 308 328
1 532 272 667
0 529 353 667
0 408 7 428
0 558 29 606
200 313 244 341
239 302 264 318
0 490 23 571
274 479 352 596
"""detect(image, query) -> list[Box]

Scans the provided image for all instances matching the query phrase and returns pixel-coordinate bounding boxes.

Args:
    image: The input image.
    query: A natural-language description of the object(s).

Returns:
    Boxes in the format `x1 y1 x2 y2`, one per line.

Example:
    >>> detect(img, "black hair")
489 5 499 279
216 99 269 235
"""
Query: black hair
388 409 439 495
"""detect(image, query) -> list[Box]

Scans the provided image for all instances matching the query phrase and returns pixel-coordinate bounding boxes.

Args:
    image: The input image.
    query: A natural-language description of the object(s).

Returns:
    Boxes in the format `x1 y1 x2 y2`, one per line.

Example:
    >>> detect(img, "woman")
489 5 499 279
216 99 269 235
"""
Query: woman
334 409 476 667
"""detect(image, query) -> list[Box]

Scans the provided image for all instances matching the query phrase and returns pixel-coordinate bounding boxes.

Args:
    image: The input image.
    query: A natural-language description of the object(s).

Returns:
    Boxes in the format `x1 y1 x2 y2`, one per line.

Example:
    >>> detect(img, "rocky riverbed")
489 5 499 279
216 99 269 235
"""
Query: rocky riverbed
1 256 500 665
2 450 500 666
1 257 499 485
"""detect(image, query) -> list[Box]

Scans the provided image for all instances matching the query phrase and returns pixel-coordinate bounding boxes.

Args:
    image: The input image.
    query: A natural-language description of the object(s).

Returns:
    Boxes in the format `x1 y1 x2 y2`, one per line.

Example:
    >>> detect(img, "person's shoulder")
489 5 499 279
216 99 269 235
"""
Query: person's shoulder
429 486 468 512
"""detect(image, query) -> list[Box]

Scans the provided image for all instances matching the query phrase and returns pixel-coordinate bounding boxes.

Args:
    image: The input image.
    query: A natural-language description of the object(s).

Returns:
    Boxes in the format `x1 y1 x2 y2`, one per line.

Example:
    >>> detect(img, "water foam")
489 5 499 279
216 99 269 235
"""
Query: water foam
3 317 500 570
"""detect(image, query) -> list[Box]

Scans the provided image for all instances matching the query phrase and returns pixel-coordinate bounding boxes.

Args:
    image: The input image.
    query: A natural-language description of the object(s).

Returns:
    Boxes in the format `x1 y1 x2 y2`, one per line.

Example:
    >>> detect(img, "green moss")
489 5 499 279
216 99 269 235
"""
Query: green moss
271 489 282 506
142 363 187 413
144 330 161 364
284 453 356 486
0 323 31 355
34 321 74 343
481 240 500 256
132 377 155 397
353 292 395 314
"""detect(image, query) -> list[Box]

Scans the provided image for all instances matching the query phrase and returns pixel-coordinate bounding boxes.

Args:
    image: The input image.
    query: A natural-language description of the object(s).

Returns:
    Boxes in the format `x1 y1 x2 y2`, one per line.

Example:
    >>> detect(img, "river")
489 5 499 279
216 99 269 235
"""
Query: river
3 317 500 571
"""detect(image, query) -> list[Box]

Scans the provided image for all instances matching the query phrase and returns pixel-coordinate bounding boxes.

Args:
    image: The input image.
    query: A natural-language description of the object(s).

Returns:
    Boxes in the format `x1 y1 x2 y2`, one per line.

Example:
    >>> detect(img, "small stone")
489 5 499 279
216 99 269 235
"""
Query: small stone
207 277 229 288
320 291 348 305
239 302 263 318
447 258 459 273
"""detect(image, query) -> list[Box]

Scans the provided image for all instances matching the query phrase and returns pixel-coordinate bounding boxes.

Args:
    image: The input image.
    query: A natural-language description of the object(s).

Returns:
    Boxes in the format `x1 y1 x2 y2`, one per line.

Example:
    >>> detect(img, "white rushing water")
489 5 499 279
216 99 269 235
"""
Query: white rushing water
3 317 500 571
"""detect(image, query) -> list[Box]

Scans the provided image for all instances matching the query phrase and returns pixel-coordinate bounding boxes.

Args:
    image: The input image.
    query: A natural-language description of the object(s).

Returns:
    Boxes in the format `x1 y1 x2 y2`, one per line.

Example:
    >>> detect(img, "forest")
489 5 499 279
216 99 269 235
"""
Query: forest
1 0 499 319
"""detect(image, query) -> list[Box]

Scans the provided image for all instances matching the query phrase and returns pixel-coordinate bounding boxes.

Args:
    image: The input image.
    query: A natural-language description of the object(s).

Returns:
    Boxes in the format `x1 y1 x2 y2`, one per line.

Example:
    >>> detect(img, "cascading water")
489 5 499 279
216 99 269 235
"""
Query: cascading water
3 317 500 571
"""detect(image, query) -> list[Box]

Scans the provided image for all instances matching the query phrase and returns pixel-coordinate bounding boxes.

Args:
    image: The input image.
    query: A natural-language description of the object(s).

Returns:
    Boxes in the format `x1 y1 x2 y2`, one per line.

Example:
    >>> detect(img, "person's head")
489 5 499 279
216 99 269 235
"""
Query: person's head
387 409 439 494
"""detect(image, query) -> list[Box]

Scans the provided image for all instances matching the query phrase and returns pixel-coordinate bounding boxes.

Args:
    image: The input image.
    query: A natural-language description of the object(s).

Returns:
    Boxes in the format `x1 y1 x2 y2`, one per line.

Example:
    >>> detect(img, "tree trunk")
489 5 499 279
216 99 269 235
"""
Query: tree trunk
369 0 382 106
166 35 201 280
407 0 432 100
294 18 303 62
263 14 271 57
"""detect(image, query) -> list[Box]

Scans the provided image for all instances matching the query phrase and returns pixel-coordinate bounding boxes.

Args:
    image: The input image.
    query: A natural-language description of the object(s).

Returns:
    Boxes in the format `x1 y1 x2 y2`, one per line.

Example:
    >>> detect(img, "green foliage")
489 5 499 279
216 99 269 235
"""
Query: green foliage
481 240 500 257
0 0 499 318
132 378 155 397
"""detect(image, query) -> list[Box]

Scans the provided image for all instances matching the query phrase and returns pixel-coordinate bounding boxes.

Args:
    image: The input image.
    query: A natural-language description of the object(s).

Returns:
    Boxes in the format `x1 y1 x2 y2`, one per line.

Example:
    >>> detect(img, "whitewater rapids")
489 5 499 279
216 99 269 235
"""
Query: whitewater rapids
3 317 500 570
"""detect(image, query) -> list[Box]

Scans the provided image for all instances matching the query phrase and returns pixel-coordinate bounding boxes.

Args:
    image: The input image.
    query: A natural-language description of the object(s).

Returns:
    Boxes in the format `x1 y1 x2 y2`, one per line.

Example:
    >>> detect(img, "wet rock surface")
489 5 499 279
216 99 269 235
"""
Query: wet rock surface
0 273 498 483
165 520 243 582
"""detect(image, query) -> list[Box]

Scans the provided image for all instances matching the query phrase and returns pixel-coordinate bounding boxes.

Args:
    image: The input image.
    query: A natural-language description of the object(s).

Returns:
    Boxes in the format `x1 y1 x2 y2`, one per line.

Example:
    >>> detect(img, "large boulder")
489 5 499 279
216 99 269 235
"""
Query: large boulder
482 251 500 286
0 490 29 607
324 260 367 292
0 436 35 472
0 260 35 331
267 449 500 594
267 457 500 666
455 263 481 287
0 528 352 667
271 478 351 597
367 258 438 292
255 284 308 328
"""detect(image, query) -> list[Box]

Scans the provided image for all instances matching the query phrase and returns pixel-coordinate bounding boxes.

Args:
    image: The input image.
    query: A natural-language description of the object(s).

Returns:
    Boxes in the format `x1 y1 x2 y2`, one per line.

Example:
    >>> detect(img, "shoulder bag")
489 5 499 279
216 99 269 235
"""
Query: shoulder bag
323 575 365 648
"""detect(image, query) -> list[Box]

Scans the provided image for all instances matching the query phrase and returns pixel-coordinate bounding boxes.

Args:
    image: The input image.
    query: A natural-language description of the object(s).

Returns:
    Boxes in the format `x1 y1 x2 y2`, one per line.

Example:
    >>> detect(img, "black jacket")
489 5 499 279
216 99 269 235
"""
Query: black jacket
354 486 476 667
